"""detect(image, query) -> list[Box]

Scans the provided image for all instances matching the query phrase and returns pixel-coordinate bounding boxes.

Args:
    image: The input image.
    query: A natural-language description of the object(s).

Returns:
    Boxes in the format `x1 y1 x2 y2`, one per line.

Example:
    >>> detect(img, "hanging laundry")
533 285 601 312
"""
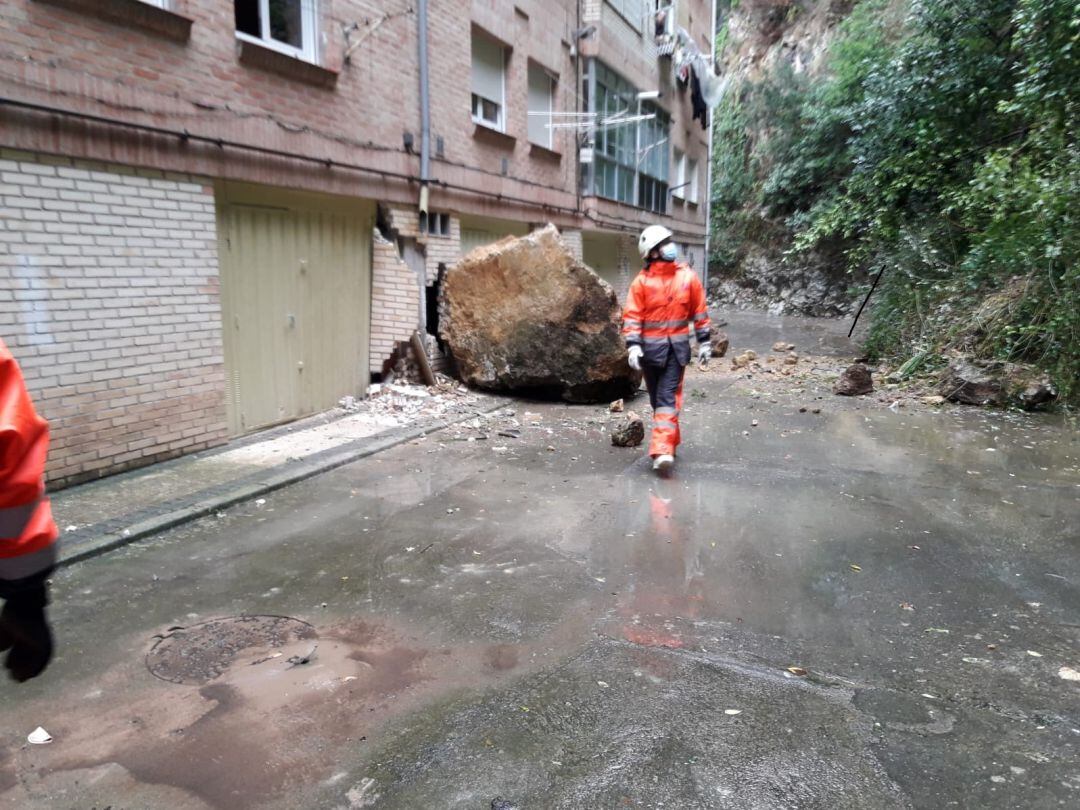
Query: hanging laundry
689 67 708 130
698 64 729 108
671 26 729 119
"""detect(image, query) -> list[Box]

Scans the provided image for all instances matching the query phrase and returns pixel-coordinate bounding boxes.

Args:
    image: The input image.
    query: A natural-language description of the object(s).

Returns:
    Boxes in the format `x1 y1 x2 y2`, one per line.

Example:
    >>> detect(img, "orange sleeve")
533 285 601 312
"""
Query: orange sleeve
0 340 57 569
622 276 645 347
688 271 711 342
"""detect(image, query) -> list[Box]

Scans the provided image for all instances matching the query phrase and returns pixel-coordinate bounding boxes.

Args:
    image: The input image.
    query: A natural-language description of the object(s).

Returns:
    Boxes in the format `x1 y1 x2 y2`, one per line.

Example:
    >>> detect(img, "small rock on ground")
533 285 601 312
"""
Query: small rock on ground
611 412 645 447
834 363 874 396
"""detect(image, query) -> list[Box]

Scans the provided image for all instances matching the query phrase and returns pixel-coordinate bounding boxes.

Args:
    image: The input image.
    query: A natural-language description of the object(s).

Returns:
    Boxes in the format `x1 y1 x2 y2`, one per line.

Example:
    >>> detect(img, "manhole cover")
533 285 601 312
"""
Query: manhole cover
146 615 317 685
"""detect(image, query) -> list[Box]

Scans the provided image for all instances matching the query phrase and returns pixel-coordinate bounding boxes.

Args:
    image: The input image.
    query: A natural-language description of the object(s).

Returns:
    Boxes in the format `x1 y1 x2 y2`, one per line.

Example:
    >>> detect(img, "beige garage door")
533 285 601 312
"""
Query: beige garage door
582 232 621 292
217 183 373 435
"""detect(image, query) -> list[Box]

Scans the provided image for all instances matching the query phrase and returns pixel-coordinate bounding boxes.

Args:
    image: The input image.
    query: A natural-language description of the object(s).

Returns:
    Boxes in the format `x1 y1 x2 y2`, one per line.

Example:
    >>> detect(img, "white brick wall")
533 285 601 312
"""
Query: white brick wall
615 233 636 304
0 150 227 486
384 204 462 284
560 228 584 261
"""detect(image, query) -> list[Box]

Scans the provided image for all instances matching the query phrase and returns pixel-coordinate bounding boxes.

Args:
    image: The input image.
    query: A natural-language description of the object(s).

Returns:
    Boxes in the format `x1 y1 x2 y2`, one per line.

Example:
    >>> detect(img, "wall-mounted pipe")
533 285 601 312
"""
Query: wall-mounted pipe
417 0 431 214
0 97 582 217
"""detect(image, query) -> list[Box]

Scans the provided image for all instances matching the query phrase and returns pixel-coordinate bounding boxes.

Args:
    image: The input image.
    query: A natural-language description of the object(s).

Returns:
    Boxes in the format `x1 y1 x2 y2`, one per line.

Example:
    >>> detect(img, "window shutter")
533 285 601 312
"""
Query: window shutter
471 35 504 105
527 66 553 147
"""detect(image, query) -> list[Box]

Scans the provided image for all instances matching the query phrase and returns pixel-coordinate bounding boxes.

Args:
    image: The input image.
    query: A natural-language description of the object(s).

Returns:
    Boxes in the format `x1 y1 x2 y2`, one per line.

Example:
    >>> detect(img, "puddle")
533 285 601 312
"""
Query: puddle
146 615 317 685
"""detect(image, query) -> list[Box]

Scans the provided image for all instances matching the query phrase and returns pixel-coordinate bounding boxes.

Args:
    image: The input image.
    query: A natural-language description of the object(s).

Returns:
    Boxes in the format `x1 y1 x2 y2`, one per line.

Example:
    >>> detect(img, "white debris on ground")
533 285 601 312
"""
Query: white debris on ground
208 377 480 468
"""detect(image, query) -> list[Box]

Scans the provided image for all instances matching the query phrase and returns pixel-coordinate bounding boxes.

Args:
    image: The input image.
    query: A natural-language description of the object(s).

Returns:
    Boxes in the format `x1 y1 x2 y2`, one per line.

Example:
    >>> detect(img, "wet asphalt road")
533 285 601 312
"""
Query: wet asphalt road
2 312 1079 809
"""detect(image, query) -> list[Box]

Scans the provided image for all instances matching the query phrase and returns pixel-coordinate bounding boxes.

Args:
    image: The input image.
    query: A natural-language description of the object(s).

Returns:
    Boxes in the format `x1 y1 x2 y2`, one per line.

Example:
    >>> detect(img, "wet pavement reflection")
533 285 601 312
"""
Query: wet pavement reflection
1 321 1078 808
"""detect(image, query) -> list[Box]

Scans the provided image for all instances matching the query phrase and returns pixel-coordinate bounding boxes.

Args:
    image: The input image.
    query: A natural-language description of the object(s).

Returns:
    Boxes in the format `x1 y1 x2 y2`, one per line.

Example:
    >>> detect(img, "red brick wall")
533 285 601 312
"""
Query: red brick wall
0 0 715 482
0 0 711 238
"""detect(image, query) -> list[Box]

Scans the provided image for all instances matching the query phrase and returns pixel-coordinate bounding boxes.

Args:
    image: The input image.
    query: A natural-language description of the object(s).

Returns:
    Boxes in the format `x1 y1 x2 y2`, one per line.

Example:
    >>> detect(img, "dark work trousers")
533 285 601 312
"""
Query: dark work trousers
642 353 686 457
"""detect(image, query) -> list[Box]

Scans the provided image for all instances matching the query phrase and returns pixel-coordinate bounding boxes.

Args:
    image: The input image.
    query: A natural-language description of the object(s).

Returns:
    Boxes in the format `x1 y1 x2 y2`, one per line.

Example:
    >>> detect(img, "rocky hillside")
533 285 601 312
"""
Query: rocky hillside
709 0 1078 404
709 0 863 316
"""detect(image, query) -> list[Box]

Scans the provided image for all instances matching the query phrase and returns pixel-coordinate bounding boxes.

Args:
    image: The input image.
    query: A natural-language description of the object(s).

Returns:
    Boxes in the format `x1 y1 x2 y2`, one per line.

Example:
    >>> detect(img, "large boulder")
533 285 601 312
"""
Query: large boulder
939 360 1006 406
939 359 1058 410
440 225 639 403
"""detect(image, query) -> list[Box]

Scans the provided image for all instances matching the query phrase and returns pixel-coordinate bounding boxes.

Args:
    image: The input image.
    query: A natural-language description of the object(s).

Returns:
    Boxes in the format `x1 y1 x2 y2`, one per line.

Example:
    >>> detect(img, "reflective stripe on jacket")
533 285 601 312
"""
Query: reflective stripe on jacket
0 338 58 580
622 261 712 366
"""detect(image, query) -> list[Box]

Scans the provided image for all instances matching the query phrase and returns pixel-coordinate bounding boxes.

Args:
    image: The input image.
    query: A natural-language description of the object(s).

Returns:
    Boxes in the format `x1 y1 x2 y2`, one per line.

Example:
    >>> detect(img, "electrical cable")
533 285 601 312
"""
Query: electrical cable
0 97 584 218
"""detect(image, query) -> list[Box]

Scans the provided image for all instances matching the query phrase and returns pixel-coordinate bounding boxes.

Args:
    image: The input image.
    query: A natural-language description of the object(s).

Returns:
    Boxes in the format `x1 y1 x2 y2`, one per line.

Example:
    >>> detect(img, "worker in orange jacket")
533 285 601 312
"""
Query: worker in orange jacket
0 338 57 682
622 226 712 473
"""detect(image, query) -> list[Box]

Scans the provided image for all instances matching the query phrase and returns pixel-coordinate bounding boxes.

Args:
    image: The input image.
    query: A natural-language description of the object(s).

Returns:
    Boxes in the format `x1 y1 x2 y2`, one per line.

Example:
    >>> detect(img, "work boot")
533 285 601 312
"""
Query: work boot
652 454 674 473
0 580 53 683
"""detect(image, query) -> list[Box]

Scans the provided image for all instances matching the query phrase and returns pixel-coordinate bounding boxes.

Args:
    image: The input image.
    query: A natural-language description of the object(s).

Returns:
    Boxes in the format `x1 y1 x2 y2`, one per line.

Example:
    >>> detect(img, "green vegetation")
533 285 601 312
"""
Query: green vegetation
711 0 1080 402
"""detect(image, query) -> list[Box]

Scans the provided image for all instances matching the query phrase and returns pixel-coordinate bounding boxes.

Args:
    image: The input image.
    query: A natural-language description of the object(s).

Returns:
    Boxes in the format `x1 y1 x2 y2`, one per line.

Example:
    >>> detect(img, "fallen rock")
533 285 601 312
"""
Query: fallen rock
713 332 730 358
938 360 1005 405
609 398 624 413
921 395 946 406
834 363 874 396
610 411 645 447
440 225 639 403
1016 373 1057 410
731 350 758 369
939 360 1057 410
783 353 799 366
773 341 795 352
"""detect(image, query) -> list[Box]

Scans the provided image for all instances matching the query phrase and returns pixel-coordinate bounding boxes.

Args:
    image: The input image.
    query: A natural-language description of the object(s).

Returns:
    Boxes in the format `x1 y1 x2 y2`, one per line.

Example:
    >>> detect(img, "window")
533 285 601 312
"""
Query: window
235 0 317 62
420 211 451 237
605 0 644 32
527 63 557 149
471 33 506 131
671 151 698 203
587 62 670 214
637 101 670 213
141 0 169 7
654 1 677 38
686 157 699 203
672 148 686 199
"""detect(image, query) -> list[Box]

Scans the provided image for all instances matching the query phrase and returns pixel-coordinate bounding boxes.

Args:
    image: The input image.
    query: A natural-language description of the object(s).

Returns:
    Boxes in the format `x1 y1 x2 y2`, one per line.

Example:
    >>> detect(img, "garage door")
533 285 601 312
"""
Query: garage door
582 232 621 292
217 184 372 435
459 215 529 257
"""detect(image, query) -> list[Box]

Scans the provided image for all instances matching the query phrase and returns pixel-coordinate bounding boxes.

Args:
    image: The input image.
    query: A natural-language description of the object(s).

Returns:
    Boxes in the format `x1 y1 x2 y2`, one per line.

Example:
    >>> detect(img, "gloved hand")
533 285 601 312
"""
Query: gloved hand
697 342 712 365
627 345 643 371
0 580 53 683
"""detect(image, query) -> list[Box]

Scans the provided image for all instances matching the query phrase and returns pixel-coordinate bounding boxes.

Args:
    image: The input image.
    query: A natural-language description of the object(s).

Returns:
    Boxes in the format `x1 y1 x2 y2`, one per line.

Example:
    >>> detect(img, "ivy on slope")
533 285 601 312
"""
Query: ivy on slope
713 0 1079 401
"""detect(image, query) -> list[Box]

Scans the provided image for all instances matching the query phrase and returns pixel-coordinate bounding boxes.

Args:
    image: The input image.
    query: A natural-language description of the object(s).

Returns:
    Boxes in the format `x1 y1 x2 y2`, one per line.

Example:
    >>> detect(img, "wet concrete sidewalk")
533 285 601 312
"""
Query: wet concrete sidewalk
3 311 1079 809
50 384 501 564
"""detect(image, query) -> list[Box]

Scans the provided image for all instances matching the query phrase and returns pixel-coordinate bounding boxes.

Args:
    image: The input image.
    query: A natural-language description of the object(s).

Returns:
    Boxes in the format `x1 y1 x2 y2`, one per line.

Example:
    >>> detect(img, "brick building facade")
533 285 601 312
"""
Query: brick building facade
1 0 716 486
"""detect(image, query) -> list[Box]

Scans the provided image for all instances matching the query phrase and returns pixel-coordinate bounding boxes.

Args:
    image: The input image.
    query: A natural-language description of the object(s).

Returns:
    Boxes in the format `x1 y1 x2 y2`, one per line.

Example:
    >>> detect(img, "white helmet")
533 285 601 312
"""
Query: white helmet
638 224 673 259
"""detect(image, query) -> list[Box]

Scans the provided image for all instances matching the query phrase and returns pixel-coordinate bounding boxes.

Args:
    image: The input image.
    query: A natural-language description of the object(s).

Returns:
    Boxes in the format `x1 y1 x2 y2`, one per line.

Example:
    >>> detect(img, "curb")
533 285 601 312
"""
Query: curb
58 400 509 568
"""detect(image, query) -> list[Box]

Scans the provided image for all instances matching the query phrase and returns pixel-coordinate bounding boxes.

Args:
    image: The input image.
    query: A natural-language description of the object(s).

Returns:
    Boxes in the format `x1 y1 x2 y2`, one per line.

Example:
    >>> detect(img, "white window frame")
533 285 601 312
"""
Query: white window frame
686 156 699 203
235 0 318 64
140 0 170 8
527 63 557 149
672 148 686 199
471 33 507 132
605 0 644 33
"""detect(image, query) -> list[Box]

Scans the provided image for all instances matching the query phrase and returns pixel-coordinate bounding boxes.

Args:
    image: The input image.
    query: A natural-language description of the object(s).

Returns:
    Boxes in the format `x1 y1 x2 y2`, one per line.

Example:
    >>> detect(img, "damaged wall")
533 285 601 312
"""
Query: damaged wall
369 229 424 378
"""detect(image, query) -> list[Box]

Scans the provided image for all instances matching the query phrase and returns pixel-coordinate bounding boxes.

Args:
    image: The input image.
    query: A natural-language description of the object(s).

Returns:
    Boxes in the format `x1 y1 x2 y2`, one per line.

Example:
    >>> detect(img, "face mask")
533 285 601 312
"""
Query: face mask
659 243 678 262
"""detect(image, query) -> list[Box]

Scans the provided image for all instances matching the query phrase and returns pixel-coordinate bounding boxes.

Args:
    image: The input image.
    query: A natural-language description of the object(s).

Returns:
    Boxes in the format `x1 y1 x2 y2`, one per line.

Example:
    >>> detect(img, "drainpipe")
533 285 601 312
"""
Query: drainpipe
574 0 582 221
704 0 718 294
418 0 431 214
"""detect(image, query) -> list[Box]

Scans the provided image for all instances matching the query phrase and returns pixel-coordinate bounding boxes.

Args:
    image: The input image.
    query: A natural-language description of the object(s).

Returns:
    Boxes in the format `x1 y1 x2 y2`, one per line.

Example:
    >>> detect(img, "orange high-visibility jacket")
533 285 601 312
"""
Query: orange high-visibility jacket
622 261 711 366
0 338 58 581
